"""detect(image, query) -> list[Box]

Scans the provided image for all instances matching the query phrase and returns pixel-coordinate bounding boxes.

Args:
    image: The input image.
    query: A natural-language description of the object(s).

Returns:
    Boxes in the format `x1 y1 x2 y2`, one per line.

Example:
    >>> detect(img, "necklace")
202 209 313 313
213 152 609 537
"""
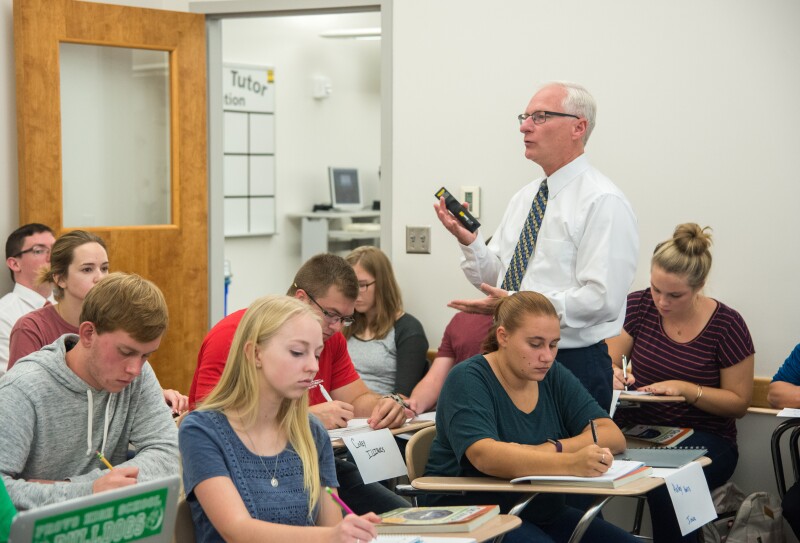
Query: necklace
242 426 280 488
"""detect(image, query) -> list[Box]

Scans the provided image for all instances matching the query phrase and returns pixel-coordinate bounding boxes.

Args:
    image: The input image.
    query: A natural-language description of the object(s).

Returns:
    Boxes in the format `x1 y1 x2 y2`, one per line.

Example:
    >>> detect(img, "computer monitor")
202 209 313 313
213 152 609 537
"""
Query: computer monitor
329 167 363 212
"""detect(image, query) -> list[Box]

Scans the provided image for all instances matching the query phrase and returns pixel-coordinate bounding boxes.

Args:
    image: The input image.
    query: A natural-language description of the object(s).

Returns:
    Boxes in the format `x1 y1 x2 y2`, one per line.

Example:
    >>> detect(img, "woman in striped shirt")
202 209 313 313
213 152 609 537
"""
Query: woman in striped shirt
608 222 754 543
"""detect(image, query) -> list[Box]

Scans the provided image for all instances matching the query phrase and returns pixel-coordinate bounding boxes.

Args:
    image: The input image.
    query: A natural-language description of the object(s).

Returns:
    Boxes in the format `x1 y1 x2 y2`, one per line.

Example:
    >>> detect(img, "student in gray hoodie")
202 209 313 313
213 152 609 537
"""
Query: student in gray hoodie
0 272 180 511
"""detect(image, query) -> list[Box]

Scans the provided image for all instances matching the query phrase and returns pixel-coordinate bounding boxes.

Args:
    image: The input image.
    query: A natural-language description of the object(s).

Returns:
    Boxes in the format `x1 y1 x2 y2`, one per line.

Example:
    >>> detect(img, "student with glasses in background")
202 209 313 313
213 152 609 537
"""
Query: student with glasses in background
0 223 55 374
344 246 428 400
189 253 411 515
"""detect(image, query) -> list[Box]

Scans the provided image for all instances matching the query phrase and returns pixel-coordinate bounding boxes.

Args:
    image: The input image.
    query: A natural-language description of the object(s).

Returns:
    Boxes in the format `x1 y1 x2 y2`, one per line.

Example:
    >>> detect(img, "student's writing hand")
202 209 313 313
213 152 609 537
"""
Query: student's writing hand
331 512 380 543
612 366 635 390
448 283 508 315
434 197 478 246
92 466 138 494
310 401 355 430
162 388 189 415
400 395 420 418
569 444 613 477
368 397 406 429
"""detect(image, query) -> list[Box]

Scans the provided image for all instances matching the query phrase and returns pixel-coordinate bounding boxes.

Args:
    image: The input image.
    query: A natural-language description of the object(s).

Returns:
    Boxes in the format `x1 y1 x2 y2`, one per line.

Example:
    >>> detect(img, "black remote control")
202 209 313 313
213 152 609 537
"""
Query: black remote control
435 187 481 233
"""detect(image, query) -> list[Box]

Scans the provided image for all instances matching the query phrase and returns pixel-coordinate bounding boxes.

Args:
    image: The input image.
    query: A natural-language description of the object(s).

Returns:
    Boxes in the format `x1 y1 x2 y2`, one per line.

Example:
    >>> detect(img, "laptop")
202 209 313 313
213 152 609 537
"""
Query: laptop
9 475 180 543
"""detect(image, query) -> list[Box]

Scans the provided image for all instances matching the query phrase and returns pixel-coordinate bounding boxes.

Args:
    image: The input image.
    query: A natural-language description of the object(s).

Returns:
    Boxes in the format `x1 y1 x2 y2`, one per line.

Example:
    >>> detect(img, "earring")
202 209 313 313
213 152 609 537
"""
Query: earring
255 363 262 369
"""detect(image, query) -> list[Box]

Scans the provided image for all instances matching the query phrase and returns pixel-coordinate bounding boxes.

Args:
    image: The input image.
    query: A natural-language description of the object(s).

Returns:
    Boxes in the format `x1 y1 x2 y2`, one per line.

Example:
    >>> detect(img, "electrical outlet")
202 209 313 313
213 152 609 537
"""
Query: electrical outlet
406 226 431 254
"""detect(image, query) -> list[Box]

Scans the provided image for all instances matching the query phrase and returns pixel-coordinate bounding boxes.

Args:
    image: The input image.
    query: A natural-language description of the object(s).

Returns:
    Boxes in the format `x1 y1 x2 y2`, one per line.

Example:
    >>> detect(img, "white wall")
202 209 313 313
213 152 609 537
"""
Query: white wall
220 12 381 313
390 1 800 378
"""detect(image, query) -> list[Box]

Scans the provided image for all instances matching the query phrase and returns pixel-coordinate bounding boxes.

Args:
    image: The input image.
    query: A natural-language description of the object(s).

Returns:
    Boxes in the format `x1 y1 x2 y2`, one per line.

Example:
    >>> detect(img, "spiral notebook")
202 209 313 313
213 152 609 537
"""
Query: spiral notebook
614 446 707 468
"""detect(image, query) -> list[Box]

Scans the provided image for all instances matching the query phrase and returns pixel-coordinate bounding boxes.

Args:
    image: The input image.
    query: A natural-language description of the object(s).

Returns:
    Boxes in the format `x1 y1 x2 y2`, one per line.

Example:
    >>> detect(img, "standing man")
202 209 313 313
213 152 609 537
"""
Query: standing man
0 223 56 374
0 273 179 510
435 81 638 411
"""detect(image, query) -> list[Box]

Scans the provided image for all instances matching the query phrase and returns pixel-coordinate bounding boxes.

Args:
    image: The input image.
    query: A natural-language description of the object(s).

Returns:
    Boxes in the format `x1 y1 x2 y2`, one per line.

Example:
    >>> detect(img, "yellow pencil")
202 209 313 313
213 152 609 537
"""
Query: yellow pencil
95 450 114 471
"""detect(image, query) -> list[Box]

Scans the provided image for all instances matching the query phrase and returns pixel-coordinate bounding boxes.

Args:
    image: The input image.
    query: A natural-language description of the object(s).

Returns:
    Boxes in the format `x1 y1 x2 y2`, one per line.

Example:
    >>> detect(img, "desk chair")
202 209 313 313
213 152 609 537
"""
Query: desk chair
395 425 443 505
771 418 800 498
174 498 195 543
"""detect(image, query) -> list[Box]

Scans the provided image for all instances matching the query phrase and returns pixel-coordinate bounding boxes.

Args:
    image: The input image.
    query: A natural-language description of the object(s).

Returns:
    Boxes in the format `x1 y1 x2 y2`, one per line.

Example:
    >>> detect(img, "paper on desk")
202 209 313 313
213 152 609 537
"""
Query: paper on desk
778 408 800 418
664 461 716 536
397 411 436 440
609 390 622 418
344 428 407 484
375 538 475 543
328 418 371 440
412 411 436 422
621 390 655 396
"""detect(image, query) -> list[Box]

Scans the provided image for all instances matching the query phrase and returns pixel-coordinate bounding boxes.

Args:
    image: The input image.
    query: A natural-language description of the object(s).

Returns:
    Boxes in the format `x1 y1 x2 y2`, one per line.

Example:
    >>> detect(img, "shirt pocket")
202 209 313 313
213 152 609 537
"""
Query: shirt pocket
530 237 577 289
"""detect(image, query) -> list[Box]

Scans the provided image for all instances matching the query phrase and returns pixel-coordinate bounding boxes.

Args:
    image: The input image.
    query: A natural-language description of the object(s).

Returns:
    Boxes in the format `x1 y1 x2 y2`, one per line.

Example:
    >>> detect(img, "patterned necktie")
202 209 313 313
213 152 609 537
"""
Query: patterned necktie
501 179 548 291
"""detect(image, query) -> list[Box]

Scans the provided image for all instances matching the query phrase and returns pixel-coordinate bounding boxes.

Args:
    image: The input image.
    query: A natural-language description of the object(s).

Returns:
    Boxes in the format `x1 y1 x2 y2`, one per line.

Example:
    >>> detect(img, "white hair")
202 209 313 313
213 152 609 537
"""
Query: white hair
541 81 597 145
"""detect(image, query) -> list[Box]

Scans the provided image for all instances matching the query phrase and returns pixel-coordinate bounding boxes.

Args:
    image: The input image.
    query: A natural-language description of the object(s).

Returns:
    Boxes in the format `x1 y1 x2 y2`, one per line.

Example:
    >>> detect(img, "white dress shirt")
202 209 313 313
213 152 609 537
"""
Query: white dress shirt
0 283 53 373
459 154 639 349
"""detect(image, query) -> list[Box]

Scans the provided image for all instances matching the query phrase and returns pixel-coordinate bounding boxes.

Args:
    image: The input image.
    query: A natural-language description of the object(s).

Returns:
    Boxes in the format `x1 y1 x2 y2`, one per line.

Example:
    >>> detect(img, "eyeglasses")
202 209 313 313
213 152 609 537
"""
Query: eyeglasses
13 244 51 258
301 288 355 327
518 111 580 126
358 281 376 292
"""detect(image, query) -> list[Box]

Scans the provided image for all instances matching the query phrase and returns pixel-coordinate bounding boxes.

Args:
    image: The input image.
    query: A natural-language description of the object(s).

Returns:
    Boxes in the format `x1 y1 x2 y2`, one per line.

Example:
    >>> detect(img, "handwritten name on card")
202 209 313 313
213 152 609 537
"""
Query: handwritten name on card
344 428 407 484
664 461 716 536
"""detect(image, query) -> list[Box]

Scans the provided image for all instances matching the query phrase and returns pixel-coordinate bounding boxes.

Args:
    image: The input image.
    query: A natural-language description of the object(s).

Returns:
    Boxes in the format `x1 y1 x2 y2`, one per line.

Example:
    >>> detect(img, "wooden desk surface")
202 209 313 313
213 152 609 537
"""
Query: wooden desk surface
331 418 434 448
412 458 711 497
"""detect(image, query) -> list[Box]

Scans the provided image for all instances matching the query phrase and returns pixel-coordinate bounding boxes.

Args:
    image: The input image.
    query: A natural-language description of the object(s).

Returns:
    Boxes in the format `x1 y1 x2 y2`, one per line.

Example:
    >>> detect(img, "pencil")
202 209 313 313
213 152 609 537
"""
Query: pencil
326 486 355 515
590 419 598 444
95 450 114 471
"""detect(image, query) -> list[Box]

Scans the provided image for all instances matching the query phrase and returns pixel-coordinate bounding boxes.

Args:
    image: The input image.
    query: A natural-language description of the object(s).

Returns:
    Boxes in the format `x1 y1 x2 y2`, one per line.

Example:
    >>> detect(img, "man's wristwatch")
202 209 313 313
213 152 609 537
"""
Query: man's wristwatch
547 439 563 453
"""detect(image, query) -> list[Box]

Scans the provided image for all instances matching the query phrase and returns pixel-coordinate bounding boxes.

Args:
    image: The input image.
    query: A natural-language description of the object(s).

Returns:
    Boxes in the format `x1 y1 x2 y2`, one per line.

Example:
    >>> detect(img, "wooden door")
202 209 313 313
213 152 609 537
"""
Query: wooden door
14 0 207 393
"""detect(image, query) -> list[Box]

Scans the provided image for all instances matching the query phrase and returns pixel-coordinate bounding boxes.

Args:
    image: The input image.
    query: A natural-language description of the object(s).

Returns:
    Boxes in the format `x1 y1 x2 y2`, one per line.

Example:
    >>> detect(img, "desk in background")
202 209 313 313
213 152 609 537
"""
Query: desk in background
331 418 434 449
412 458 711 543
288 211 380 260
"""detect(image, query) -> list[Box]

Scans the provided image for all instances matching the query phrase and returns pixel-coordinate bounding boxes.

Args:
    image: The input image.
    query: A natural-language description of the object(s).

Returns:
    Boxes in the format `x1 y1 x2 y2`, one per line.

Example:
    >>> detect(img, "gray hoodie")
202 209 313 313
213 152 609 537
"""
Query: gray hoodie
0 334 179 510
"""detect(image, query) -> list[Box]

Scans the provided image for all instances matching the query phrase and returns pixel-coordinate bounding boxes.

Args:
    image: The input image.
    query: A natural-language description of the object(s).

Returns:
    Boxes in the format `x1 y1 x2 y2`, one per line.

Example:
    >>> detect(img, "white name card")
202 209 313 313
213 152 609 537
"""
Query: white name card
343 428 407 484
664 461 717 536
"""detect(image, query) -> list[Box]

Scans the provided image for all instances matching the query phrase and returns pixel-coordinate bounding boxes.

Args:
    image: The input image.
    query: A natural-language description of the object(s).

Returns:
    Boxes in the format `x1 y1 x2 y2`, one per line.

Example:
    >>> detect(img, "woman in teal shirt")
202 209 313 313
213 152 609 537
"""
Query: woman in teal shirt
424 291 637 543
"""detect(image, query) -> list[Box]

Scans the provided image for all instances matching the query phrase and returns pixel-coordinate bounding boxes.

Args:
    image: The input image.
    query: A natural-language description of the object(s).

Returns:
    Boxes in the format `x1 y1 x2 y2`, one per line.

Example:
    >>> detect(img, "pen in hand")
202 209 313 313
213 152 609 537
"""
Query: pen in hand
319 384 334 402
590 419 598 444
326 486 355 515
621 355 629 391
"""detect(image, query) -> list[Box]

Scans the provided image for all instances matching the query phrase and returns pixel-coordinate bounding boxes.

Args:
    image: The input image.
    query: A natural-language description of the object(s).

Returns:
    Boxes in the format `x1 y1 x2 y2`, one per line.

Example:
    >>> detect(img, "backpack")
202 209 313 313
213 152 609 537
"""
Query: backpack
700 482 784 543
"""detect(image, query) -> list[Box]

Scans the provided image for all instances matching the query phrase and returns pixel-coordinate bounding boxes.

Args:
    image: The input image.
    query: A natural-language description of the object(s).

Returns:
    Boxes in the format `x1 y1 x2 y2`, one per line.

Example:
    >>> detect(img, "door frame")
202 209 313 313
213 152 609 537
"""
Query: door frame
189 0 393 326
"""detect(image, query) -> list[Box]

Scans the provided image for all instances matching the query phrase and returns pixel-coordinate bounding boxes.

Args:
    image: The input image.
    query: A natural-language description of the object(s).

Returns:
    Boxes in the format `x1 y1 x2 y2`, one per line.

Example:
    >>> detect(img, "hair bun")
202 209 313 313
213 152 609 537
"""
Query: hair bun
672 222 712 257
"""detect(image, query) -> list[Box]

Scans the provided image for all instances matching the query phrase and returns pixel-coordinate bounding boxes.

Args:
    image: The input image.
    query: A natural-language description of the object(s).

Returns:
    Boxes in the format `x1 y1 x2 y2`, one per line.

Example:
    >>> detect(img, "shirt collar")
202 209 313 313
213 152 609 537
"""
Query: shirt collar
543 154 590 199
12 282 53 308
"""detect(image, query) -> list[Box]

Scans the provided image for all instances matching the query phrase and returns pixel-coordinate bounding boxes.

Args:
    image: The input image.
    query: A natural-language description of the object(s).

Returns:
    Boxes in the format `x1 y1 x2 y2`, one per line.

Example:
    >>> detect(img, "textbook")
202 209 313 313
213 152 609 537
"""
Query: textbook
377 505 499 534
620 424 694 446
510 460 653 489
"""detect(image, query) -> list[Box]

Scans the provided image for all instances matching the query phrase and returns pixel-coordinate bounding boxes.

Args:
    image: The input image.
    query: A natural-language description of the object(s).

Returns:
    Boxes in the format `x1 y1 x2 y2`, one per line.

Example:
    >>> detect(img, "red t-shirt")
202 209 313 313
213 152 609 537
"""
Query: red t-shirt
188 309 360 408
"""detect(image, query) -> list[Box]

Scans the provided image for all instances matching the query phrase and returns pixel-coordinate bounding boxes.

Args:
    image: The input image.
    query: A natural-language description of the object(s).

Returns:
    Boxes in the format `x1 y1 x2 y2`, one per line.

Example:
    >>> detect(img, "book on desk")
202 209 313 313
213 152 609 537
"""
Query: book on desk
377 505 499 534
621 424 694 446
510 460 653 489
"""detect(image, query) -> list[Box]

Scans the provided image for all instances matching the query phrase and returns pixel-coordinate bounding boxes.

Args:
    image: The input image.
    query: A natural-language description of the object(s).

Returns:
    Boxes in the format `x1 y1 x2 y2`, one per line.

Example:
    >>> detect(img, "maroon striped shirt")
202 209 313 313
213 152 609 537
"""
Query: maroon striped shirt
614 289 754 445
